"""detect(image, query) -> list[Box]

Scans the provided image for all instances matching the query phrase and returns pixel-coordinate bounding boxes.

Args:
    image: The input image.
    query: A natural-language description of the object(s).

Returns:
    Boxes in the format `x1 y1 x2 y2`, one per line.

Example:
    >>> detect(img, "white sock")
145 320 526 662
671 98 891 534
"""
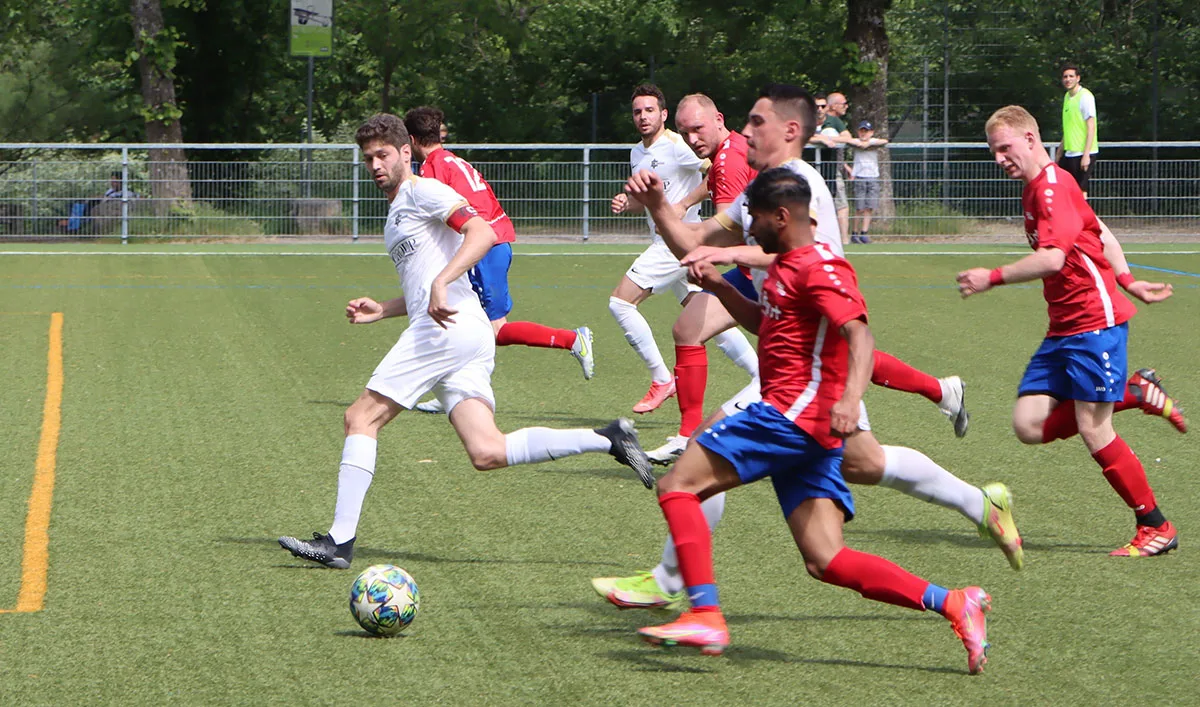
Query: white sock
505 427 609 466
653 492 727 595
328 434 377 544
713 328 759 377
877 445 984 525
608 296 671 383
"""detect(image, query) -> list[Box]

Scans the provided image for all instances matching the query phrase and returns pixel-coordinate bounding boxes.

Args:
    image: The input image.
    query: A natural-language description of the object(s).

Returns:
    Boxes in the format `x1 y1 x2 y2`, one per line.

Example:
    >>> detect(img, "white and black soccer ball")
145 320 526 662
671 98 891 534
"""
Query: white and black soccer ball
349 564 419 636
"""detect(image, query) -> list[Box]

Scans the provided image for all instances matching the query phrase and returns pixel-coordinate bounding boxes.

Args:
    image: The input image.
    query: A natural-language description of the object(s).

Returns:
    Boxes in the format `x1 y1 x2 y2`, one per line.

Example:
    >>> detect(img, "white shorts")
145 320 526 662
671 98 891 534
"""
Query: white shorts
720 378 871 431
625 240 701 304
366 318 496 413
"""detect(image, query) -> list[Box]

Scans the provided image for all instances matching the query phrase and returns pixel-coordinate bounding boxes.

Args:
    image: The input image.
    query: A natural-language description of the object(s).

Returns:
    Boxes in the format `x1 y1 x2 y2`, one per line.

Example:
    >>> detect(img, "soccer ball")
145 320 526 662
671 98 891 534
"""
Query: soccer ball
349 564 420 636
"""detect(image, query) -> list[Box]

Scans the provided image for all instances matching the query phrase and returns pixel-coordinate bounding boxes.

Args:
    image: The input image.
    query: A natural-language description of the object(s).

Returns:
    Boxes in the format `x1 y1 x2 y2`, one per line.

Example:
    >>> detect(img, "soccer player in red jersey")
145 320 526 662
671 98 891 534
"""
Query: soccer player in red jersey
593 85 1021 618
403 107 594 414
959 105 1182 557
635 167 992 673
645 94 761 463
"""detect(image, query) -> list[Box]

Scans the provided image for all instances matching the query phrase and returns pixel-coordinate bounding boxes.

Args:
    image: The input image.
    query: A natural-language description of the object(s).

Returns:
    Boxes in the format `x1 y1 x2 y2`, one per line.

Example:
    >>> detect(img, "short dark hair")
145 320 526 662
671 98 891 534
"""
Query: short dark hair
110 171 122 179
814 92 828 101
746 167 812 215
759 84 818 143
1062 63 1081 76
631 83 667 110
355 113 410 151
404 106 445 147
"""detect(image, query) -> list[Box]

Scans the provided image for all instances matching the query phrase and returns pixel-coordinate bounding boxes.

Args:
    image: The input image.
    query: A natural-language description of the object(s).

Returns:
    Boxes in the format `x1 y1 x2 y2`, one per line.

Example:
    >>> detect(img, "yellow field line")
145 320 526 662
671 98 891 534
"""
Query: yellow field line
0 312 63 614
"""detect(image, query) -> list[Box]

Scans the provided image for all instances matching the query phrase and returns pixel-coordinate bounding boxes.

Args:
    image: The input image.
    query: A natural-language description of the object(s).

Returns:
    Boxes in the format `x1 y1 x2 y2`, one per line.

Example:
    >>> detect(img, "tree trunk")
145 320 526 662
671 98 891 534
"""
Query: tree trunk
845 0 895 224
131 0 192 214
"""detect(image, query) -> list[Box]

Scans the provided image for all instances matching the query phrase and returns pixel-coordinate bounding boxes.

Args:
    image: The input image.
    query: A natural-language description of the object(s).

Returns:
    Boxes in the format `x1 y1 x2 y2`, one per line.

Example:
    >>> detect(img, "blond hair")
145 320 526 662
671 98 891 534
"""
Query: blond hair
985 106 1041 138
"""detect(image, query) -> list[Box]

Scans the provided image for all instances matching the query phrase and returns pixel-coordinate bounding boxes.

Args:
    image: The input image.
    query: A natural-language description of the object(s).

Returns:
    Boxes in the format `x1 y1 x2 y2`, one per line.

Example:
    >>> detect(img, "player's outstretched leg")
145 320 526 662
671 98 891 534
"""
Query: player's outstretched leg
1126 368 1187 433
850 436 1024 570
495 322 596 380
872 351 969 437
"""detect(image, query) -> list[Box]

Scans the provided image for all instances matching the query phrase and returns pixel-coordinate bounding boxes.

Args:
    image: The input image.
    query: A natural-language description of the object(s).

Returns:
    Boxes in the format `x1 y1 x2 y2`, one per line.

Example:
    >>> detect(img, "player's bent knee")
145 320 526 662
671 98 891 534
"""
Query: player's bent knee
803 559 826 581
1012 419 1044 445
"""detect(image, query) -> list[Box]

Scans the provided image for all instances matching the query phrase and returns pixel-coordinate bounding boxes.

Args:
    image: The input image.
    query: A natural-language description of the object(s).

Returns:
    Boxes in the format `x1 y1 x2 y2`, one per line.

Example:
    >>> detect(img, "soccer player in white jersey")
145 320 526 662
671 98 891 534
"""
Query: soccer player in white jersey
592 85 1023 610
609 84 758 415
279 114 654 569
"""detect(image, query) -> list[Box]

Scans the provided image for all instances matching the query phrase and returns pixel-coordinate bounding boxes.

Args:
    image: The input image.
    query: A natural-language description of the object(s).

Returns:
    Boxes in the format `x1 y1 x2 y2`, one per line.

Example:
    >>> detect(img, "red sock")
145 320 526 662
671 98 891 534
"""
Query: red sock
821 547 927 611
1041 401 1079 442
674 345 708 437
1094 436 1157 515
1114 384 1139 413
872 351 942 403
659 491 716 608
495 321 576 349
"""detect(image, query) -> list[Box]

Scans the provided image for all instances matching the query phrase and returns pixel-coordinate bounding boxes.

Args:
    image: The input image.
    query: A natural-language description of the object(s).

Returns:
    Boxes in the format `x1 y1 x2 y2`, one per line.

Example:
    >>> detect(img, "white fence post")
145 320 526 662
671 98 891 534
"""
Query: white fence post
582 147 590 242
121 146 129 244
352 145 360 242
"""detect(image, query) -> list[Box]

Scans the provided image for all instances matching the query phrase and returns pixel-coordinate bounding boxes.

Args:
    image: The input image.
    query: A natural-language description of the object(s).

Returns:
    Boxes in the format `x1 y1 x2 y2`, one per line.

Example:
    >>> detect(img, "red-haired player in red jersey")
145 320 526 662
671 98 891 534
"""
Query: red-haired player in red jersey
959 105 1184 557
636 167 993 674
403 107 595 414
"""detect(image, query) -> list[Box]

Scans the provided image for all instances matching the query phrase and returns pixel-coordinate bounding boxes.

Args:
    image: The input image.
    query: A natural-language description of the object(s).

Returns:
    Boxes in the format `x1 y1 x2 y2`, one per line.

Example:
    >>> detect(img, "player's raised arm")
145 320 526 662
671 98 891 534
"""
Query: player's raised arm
346 296 407 323
625 169 740 259
1098 219 1174 304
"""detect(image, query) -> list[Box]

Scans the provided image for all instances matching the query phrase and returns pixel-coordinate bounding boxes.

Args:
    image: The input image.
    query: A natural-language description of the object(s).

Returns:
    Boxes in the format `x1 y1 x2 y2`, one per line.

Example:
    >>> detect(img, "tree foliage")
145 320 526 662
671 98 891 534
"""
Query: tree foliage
0 0 1194 145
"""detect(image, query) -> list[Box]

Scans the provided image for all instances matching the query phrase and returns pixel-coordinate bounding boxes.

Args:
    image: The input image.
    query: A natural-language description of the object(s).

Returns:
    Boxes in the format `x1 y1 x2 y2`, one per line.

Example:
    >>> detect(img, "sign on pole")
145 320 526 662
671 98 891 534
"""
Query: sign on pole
290 1 333 57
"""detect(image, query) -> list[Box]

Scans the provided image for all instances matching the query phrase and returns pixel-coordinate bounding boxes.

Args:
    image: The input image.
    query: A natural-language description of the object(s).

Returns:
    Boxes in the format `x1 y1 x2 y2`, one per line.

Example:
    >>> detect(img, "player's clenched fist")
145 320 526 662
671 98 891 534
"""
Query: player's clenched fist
625 169 665 207
610 192 629 214
346 297 384 324
686 259 725 291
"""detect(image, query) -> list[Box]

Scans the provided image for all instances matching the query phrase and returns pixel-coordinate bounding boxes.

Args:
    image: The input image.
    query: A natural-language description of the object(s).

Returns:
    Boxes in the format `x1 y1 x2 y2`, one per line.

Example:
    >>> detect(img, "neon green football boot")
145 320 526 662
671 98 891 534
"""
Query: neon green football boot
590 571 687 610
979 482 1024 571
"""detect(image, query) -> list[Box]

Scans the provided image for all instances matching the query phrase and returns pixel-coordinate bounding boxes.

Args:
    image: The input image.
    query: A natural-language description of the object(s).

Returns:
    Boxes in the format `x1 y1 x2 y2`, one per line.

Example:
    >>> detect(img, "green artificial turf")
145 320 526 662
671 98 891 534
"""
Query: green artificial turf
0 243 1195 705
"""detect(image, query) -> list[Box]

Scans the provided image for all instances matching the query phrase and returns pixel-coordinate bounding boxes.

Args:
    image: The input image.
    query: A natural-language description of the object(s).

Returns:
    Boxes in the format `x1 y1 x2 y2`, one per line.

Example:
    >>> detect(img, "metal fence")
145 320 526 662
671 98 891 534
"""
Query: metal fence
1 142 1197 241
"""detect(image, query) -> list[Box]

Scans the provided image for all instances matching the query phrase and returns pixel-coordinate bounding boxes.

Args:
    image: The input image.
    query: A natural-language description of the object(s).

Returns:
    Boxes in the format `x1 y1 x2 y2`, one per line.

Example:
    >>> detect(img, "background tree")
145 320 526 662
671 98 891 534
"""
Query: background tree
130 0 192 207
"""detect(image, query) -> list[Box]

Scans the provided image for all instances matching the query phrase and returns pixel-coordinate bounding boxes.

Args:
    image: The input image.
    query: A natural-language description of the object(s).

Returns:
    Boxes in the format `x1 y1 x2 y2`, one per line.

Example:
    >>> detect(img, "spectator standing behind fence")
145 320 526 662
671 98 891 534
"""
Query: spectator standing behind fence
850 121 888 244
808 94 848 246
824 92 853 243
1058 64 1098 199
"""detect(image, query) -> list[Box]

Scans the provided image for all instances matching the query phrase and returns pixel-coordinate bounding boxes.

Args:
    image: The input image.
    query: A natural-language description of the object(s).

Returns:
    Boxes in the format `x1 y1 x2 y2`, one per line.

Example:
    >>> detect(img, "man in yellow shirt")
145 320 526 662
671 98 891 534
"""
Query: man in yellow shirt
1059 64 1099 199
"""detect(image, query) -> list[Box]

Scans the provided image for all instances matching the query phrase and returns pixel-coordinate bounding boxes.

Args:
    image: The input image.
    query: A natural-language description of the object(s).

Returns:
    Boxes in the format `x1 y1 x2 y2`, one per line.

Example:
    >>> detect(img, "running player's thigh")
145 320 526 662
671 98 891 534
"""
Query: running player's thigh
673 292 737 345
611 274 653 304
841 429 886 483
447 397 507 470
657 442 741 499
345 388 404 435
1013 394 1059 439
785 497 847 575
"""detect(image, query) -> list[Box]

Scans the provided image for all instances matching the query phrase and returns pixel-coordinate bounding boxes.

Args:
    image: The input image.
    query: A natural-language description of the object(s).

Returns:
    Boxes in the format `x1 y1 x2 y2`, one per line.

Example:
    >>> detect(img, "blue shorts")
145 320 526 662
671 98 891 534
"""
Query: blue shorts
696 401 854 521
467 242 514 321
1018 322 1128 402
706 267 759 302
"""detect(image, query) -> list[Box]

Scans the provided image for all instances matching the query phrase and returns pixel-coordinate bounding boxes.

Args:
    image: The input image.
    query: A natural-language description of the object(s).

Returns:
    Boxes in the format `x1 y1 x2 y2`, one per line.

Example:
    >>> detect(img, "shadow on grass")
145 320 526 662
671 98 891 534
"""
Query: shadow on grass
605 646 963 674
226 536 627 570
847 527 1110 554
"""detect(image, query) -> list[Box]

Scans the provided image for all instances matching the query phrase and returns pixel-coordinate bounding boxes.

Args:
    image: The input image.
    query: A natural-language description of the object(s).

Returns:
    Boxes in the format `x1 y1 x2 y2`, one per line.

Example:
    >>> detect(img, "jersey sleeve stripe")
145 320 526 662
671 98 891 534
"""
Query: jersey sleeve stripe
713 210 740 233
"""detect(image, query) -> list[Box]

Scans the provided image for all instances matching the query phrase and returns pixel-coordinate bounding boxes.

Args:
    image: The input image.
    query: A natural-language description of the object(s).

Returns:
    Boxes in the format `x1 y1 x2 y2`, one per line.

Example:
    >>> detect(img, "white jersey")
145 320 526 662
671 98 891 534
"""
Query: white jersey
714 157 843 292
630 130 707 242
384 176 490 328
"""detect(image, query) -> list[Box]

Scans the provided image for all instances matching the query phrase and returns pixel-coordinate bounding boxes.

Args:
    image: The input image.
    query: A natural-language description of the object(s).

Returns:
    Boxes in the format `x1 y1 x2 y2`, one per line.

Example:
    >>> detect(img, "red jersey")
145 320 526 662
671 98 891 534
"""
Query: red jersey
1023 163 1134 337
707 131 757 207
758 243 868 449
418 147 516 244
